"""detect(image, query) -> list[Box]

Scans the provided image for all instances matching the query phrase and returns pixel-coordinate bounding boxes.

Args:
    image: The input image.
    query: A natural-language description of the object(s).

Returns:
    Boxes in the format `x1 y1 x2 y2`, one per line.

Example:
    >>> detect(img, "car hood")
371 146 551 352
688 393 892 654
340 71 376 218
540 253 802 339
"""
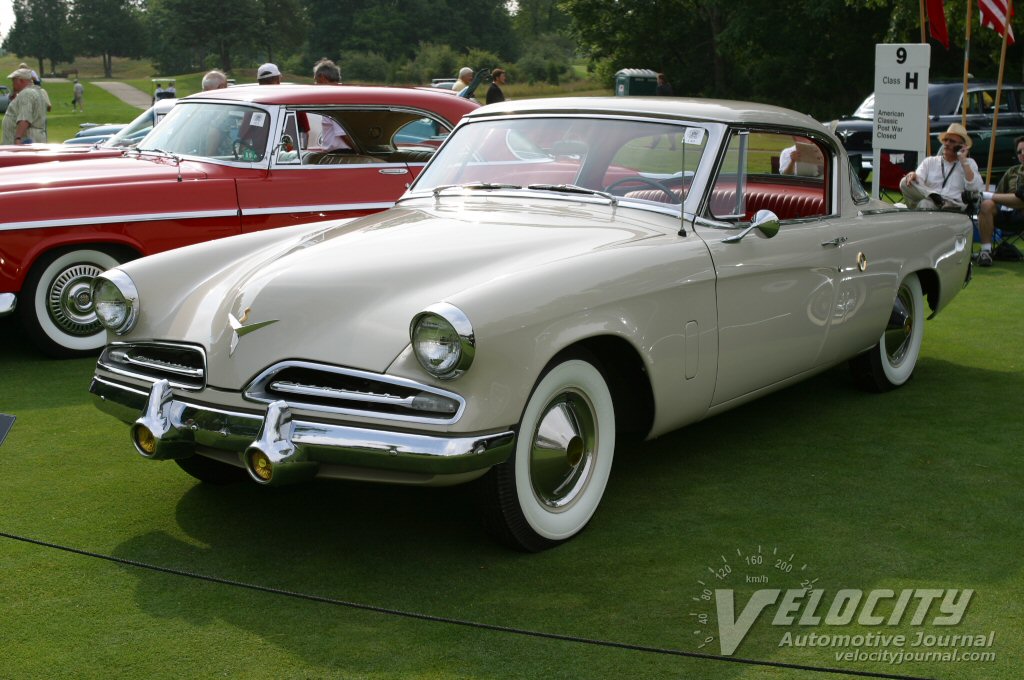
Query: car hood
149 197 667 386
0 154 206 193
0 155 218 225
0 143 122 168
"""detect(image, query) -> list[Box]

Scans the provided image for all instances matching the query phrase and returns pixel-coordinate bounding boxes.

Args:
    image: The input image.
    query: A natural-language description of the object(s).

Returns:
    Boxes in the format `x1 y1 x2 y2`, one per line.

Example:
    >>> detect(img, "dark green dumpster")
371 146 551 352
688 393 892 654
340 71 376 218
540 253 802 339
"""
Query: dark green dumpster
614 68 658 96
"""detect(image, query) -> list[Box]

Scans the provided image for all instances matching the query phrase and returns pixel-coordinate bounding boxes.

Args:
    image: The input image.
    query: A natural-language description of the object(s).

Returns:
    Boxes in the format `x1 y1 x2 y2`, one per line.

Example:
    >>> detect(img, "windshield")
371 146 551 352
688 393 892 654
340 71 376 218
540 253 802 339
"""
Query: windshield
411 117 708 206
137 102 273 162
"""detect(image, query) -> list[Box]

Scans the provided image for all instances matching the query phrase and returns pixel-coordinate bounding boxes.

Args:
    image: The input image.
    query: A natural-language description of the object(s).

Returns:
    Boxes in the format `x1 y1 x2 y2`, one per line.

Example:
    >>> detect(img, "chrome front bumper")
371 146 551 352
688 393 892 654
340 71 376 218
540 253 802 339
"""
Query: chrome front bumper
91 375 515 485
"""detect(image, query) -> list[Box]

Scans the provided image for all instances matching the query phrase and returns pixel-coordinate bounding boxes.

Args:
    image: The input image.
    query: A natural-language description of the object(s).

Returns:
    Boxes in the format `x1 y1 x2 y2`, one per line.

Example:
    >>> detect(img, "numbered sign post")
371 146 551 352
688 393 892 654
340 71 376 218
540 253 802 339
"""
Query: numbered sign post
872 44 930 200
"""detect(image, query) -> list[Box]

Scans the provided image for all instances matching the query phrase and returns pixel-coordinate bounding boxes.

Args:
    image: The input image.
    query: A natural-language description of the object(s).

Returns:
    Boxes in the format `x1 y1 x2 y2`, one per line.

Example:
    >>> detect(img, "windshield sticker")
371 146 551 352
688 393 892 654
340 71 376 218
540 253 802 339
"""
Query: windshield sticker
249 112 267 128
684 128 705 145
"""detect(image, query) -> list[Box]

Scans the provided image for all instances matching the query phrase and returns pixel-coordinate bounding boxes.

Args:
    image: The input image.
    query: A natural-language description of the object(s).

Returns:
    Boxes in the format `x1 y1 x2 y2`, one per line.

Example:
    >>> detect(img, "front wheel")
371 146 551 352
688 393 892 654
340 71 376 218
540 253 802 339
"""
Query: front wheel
19 247 129 358
479 357 616 551
849 273 925 392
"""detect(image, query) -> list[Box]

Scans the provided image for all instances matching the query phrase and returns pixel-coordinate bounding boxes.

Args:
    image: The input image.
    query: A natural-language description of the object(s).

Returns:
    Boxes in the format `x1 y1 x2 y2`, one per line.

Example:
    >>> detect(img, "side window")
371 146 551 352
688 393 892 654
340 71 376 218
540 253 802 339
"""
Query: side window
709 130 831 222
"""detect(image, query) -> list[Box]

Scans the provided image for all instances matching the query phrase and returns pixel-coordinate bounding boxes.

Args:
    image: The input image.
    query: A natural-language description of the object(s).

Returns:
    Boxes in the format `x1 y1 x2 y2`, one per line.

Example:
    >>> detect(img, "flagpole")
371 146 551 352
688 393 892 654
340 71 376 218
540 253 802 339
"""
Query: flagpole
962 0 974 127
986 0 1013 187
920 0 928 42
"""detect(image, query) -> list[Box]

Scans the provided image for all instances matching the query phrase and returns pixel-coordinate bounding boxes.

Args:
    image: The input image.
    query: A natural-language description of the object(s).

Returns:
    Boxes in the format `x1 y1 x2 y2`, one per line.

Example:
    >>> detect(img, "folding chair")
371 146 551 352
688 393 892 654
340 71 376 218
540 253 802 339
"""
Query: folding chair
876 151 916 204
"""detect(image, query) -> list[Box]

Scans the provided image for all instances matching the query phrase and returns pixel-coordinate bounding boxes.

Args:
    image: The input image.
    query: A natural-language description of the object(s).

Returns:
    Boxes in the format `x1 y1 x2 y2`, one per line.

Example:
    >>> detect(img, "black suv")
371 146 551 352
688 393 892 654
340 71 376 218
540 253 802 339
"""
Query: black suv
831 80 1024 180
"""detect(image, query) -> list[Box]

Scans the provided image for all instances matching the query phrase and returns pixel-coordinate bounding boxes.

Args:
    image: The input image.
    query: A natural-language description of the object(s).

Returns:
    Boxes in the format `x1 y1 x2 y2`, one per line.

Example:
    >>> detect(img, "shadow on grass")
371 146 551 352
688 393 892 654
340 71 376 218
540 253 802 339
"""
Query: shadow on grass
97 354 1020 675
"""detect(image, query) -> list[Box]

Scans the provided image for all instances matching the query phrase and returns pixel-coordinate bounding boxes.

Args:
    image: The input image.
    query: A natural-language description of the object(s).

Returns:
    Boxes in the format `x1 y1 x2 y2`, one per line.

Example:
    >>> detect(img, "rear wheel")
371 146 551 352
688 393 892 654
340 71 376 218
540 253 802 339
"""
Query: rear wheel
849 273 925 392
19 247 130 358
479 357 616 551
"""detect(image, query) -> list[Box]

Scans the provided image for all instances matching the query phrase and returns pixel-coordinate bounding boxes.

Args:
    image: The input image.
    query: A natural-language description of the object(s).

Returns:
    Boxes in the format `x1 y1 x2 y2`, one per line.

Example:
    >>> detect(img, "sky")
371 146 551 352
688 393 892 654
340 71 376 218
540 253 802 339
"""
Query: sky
1 0 12 42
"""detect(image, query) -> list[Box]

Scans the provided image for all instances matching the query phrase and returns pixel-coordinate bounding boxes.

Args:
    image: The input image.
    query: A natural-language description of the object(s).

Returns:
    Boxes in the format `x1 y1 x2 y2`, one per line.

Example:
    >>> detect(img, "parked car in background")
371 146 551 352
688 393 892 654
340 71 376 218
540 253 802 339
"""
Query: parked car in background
0 85 477 357
0 99 178 167
0 85 10 114
831 80 1024 178
90 97 972 550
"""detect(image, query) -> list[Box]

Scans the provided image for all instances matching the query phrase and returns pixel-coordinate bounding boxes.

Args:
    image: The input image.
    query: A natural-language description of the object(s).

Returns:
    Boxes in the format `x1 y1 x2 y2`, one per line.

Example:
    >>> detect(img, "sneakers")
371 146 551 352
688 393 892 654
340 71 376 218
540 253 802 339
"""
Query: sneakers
977 250 994 267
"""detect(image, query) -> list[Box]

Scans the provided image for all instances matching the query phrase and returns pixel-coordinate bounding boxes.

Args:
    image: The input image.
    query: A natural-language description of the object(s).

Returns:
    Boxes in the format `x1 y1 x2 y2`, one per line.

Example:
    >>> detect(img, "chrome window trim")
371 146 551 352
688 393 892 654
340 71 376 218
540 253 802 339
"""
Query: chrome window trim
244 360 467 425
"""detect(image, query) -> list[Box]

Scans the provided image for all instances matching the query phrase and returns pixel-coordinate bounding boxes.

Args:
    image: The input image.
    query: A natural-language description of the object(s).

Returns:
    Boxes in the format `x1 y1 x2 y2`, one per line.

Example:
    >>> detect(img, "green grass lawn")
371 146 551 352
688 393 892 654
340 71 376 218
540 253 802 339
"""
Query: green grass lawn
0 260 1021 679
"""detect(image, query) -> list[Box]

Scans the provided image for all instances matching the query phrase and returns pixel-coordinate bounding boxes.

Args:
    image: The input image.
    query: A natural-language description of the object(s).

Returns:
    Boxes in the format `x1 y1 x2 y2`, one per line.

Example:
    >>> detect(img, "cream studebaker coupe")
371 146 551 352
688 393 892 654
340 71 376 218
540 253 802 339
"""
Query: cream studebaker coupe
91 98 973 551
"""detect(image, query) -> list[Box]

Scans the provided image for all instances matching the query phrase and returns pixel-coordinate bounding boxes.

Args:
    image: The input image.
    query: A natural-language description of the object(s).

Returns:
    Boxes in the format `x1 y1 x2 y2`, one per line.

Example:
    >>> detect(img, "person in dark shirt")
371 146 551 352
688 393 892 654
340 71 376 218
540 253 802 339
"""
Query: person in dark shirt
656 73 674 96
486 68 507 105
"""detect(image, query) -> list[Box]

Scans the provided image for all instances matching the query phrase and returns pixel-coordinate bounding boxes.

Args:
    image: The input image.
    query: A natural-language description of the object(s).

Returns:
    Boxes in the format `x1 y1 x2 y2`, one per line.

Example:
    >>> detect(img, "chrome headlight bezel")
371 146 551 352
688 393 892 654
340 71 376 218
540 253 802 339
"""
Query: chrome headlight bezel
92 269 140 335
409 303 475 380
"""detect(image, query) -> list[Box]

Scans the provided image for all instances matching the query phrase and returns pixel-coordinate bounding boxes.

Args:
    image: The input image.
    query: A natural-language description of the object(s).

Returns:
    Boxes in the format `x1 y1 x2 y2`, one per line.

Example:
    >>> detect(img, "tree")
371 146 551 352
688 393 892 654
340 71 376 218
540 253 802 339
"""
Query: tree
70 0 145 78
2 0 72 75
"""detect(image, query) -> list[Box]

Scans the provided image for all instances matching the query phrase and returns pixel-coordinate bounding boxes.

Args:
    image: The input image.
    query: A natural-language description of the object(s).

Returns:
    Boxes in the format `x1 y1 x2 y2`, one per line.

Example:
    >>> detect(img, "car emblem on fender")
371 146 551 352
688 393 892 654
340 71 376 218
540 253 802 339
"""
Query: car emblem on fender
228 307 278 355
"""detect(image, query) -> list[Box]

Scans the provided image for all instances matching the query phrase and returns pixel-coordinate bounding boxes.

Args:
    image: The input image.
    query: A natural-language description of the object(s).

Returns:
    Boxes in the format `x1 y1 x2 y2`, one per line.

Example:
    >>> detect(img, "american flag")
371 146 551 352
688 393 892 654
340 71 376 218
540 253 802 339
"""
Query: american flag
979 0 1016 45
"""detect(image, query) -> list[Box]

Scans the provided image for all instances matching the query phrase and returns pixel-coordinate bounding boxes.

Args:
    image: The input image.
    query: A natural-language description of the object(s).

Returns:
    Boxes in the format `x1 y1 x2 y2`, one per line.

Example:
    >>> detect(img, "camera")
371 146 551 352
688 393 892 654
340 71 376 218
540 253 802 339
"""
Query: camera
954 144 964 153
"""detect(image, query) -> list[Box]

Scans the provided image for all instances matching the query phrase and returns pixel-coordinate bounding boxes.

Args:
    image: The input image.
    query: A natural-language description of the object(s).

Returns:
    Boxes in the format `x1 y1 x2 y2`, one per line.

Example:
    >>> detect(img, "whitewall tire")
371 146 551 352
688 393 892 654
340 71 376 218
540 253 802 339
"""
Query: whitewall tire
480 357 616 551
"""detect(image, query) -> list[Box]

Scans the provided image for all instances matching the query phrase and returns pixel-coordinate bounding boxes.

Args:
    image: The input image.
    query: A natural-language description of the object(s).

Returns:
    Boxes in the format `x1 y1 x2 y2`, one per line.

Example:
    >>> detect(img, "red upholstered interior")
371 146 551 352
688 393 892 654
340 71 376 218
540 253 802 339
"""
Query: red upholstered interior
625 186 826 221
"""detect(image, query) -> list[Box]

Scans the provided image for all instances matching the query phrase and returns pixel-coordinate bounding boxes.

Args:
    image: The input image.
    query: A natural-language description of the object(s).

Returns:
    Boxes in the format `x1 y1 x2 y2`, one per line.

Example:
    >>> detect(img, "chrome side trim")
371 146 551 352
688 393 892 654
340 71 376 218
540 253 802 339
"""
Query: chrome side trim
240 201 395 216
0 293 15 317
0 209 240 232
91 376 513 475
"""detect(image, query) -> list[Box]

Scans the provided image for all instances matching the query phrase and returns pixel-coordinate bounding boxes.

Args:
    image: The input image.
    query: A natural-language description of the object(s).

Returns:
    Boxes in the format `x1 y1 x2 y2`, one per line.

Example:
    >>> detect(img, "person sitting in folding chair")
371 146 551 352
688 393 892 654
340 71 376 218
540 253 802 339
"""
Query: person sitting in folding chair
899 123 983 212
975 135 1024 267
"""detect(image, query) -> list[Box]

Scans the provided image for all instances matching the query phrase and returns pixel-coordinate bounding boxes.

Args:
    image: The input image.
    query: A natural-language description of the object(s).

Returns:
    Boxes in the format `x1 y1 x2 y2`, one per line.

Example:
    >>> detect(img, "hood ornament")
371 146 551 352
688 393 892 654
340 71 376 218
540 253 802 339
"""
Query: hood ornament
228 307 278 356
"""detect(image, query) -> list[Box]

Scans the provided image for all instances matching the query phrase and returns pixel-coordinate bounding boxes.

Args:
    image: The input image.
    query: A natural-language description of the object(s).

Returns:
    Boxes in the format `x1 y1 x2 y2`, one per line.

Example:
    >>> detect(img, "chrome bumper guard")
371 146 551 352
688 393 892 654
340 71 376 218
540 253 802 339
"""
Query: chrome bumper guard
0 293 16 318
91 375 514 484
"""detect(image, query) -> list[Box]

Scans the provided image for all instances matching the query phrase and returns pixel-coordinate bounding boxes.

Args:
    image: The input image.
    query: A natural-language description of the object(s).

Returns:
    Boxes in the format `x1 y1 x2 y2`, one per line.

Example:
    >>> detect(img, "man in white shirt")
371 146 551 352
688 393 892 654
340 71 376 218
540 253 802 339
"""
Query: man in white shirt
899 123 983 210
312 58 351 151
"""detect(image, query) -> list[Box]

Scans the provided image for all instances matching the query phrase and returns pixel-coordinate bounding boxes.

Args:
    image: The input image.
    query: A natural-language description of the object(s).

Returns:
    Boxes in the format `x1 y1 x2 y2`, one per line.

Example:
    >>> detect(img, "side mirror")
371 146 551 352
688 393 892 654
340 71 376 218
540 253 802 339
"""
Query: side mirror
280 134 294 152
721 209 781 243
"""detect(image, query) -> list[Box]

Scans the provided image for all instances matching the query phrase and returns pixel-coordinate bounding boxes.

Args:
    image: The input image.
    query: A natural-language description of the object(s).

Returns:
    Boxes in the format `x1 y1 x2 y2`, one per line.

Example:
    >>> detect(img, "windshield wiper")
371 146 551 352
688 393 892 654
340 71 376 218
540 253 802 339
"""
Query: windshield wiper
527 183 618 205
432 182 523 198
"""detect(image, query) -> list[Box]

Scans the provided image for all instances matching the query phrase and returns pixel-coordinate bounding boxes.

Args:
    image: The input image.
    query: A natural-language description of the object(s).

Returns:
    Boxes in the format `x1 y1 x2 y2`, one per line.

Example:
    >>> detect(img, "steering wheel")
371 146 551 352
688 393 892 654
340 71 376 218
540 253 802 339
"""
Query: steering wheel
604 176 680 204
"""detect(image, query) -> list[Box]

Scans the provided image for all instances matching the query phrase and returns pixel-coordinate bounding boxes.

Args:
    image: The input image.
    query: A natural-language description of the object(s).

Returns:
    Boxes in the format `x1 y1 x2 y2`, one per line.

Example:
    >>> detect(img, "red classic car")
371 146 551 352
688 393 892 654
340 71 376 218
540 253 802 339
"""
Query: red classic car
0 85 477 357
0 98 178 168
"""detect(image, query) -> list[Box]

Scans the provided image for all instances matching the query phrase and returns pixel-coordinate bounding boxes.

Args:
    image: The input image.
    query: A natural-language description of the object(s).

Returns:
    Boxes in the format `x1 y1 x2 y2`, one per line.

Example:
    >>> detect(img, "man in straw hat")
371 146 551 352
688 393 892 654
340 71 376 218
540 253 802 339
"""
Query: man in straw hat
899 123 982 211
2 67 47 145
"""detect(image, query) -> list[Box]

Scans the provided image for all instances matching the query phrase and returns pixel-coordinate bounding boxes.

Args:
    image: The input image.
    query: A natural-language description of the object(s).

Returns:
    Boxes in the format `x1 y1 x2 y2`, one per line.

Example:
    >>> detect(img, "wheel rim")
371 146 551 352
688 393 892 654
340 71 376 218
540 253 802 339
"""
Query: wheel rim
530 389 597 510
46 263 105 336
883 284 914 367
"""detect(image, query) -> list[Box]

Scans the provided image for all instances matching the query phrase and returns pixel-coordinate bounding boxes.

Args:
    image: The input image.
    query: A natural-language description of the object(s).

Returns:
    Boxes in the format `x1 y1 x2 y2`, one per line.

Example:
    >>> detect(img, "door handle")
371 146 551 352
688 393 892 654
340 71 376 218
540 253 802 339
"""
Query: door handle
821 236 848 247
379 168 409 175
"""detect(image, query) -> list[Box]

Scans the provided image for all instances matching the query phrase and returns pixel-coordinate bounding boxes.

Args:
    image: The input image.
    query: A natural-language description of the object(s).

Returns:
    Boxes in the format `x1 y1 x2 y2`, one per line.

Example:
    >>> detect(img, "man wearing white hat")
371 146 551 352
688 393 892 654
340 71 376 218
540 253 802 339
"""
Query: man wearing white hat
899 123 982 211
2 68 47 145
257 63 281 85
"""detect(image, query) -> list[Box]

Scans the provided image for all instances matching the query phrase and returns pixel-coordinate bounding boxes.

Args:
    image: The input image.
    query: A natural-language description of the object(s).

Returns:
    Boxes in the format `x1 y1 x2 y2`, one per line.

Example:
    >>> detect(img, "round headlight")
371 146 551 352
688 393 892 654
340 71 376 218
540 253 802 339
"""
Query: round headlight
410 304 475 379
92 269 140 335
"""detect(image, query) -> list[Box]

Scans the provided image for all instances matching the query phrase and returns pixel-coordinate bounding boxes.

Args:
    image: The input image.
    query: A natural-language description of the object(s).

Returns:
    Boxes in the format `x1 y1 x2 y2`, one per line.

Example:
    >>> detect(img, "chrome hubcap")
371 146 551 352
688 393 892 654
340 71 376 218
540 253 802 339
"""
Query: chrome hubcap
47 263 105 336
883 285 914 366
530 390 597 509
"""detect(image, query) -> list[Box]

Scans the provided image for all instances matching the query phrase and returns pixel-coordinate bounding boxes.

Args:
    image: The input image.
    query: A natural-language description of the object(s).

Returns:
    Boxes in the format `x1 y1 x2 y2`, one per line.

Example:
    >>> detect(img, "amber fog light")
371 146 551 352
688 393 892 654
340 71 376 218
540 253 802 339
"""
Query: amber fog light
249 449 273 482
132 424 157 457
